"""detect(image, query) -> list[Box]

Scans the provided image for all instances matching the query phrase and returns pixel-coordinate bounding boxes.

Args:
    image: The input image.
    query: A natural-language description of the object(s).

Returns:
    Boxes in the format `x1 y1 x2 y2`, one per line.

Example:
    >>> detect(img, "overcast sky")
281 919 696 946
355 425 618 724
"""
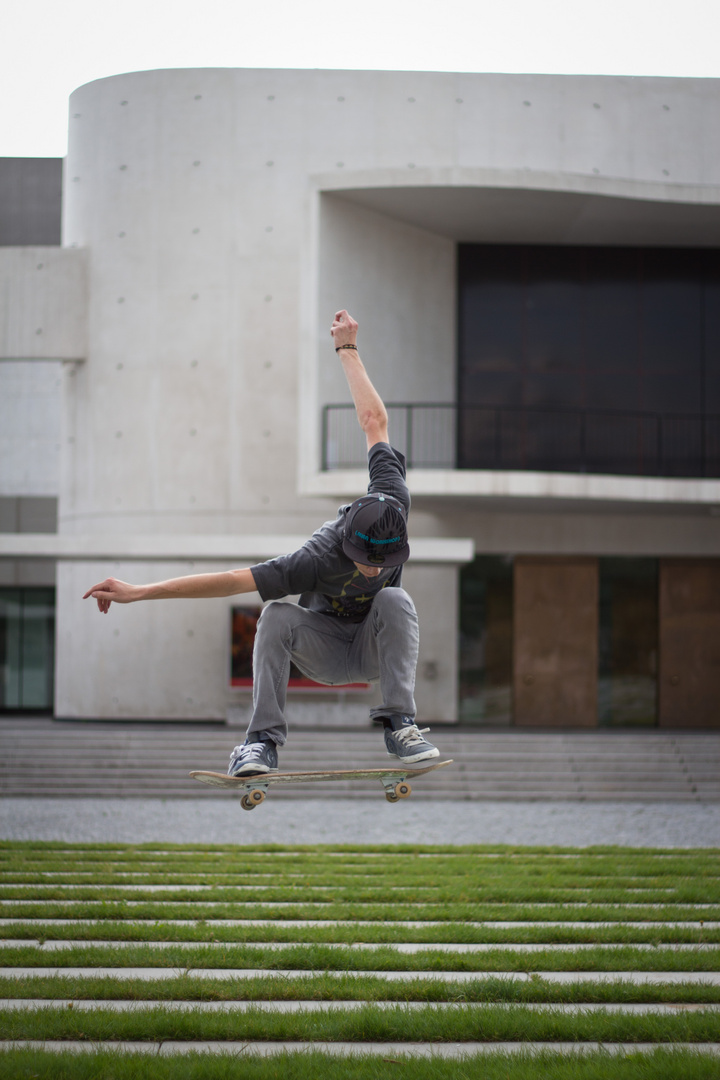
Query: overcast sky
3 0 718 157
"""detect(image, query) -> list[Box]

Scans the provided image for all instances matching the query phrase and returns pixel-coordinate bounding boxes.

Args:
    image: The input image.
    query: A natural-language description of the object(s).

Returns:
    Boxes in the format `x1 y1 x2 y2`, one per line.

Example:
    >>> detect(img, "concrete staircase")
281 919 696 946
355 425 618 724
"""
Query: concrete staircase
1 718 718 801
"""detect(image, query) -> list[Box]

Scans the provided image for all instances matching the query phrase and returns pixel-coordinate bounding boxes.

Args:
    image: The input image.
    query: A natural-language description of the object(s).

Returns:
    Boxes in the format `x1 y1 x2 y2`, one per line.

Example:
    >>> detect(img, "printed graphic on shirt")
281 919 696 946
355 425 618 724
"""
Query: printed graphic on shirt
326 567 390 620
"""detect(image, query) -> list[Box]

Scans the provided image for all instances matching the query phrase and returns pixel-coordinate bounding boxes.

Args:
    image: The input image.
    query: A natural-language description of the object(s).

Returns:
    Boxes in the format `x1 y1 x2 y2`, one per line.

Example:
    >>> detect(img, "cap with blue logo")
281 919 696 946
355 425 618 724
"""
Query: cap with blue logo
342 493 409 567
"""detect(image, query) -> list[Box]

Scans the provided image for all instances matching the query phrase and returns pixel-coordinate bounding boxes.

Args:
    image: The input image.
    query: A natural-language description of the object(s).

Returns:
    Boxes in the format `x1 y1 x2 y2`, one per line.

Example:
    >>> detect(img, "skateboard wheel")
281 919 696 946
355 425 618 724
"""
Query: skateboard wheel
241 790 265 810
385 791 399 803
394 782 412 799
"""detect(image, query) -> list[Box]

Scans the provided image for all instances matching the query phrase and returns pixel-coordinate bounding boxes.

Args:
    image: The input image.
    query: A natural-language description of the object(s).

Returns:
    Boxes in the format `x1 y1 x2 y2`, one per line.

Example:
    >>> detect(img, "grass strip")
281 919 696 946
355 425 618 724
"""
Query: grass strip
2 942 719 970
4 902 720 923
0 1046 719 1080
2 841 717 858
1 1002 720 1042
4 864 718 882
2 973 719 1004
9 863 719 877
3 922 719 945
4 885 719 904
3 849 717 884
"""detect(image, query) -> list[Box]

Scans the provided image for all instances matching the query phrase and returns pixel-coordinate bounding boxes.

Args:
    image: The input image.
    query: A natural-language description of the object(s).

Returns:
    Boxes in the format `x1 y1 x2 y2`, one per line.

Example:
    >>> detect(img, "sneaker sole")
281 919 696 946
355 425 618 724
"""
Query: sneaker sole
227 765 278 778
386 746 440 764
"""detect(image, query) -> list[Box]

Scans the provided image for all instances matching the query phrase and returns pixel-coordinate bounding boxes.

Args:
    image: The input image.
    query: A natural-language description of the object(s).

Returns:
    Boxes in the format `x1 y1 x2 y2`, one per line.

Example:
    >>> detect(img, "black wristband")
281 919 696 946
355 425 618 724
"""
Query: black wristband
335 343 358 352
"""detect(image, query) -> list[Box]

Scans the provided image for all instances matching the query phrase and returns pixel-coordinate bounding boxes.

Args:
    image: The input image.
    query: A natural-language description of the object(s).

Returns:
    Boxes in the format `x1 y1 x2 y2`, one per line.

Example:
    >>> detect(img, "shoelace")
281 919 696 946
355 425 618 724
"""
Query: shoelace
230 742 266 763
391 725 431 748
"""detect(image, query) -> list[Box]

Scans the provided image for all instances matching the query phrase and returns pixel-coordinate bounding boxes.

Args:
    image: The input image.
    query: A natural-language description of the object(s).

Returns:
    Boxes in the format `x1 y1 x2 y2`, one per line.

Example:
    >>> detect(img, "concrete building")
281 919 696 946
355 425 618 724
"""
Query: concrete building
1 68 719 730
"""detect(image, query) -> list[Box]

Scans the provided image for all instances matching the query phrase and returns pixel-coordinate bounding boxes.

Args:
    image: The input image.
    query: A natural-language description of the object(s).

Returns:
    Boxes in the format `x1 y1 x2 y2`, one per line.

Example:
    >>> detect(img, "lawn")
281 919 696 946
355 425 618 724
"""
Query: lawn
1 841 718 1076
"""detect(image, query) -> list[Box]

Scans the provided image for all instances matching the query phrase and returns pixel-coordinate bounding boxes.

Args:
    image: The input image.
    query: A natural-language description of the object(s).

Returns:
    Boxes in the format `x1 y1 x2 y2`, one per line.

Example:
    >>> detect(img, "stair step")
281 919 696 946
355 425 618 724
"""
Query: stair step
2 719 718 801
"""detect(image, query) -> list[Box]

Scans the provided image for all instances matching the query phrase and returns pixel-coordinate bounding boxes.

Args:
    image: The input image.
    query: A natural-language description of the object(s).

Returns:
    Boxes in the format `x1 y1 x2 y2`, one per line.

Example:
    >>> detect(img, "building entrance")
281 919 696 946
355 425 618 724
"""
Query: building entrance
459 556 718 728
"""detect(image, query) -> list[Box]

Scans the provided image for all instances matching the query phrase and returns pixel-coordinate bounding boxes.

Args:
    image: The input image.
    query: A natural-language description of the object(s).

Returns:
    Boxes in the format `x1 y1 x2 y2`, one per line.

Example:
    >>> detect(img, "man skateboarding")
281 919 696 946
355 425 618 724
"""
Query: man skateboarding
84 310 440 777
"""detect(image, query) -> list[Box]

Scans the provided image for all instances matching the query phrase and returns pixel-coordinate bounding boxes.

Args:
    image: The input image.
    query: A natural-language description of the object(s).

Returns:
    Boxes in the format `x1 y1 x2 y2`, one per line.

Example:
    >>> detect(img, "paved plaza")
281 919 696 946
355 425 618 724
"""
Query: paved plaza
2 795 718 847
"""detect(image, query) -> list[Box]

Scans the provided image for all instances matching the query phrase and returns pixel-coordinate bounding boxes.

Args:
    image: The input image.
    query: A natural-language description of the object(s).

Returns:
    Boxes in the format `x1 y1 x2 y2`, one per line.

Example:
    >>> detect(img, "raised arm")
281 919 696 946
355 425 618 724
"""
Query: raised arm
83 567 258 614
330 310 389 449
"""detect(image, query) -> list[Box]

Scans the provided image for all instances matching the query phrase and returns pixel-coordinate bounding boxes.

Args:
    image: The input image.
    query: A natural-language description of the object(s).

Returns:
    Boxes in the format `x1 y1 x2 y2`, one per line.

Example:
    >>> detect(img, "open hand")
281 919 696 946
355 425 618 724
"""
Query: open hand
82 577 139 613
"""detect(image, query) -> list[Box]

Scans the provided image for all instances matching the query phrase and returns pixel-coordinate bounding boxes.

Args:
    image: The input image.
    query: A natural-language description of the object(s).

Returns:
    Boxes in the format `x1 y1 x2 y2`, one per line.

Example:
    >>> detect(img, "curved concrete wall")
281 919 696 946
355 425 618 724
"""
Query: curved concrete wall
62 68 720 533
54 68 720 721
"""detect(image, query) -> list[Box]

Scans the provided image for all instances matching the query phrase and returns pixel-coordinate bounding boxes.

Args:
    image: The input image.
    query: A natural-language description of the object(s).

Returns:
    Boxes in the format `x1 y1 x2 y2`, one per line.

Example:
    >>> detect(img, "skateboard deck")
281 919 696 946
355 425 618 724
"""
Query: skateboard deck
189 759 453 810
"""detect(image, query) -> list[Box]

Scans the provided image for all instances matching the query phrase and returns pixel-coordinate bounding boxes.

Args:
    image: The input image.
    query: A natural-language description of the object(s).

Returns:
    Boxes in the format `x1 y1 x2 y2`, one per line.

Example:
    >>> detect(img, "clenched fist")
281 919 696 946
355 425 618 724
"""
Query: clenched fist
331 309 358 351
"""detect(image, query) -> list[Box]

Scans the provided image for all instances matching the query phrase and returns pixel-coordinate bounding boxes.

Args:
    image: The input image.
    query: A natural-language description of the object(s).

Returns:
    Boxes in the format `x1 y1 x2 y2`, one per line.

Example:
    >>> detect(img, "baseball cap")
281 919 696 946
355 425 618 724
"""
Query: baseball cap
342 493 409 567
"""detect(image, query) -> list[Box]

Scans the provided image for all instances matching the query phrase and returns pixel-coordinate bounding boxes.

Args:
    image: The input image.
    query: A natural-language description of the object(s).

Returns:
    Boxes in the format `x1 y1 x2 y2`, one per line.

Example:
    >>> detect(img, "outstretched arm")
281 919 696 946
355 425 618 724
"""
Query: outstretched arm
330 310 389 449
83 567 258 614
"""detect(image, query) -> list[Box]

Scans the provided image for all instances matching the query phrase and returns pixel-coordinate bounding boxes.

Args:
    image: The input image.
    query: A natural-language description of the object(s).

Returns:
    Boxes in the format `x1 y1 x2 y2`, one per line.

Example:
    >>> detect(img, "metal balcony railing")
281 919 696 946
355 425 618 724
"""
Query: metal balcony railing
322 403 720 478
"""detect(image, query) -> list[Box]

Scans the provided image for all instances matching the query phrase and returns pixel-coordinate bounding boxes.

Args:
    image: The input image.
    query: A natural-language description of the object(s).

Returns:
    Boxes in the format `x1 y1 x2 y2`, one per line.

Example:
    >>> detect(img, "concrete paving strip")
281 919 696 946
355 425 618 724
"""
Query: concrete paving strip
1 918 718 929
44 865 689 874
4 885 696 893
18 852 715 862
3 1039 720 1057
3 899 718 909
2 999 720 1015
2 968 720 984
2 940 718 953
0 901 347 908
1 885 334 893
20 870 314 874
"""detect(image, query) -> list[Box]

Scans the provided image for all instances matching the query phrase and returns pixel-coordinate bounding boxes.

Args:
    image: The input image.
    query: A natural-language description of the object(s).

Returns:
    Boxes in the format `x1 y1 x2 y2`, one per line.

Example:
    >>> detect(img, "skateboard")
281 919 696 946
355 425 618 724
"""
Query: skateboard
189 759 453 810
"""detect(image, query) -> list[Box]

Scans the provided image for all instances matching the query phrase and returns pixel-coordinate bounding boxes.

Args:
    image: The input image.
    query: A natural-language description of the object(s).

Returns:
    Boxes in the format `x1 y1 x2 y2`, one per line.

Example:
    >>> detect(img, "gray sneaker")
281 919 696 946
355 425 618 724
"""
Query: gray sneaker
381 715 440 764
228 738 278 777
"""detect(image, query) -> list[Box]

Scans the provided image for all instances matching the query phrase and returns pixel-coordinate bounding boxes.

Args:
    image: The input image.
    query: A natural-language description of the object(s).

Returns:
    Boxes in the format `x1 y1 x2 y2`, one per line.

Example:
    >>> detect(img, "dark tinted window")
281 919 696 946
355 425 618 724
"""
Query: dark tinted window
458 245 720 476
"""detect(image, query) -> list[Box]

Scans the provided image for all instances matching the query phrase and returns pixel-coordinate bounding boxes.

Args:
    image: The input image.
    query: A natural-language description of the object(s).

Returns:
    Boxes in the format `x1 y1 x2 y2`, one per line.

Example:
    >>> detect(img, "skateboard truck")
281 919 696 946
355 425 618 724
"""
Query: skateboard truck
239 774 413 810
240 788 268 811
382 778 412 803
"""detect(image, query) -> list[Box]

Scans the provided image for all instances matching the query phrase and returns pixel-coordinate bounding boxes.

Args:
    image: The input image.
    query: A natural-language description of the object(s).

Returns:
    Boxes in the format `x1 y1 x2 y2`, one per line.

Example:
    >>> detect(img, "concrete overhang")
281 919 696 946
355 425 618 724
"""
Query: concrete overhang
0 534 475 565
303 168 720 504
315 167 720 247
304 468 720 511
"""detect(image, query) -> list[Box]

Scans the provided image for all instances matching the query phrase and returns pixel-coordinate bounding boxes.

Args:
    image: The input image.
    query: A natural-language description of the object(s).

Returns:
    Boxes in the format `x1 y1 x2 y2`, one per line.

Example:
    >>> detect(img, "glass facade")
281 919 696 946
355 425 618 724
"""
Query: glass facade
458 557 514 724
0 588 55 712
598 559 658 726
457 244 720 477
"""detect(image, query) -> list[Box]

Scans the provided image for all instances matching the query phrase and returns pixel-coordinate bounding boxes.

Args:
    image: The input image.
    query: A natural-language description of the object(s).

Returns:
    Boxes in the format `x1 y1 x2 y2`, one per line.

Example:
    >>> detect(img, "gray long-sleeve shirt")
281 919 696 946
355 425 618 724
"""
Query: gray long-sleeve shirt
250 443 410 622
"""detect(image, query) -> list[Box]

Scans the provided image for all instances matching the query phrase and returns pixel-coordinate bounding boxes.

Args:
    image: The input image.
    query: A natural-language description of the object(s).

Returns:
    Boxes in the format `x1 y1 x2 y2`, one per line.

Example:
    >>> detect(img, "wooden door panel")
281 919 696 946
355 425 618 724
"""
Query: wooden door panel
659 560 720 728
514 557 598 727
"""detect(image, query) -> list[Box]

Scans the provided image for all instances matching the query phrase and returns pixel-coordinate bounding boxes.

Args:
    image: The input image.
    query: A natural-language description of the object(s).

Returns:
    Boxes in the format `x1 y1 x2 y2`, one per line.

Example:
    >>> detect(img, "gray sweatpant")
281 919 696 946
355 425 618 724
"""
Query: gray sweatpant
246 588 419 745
